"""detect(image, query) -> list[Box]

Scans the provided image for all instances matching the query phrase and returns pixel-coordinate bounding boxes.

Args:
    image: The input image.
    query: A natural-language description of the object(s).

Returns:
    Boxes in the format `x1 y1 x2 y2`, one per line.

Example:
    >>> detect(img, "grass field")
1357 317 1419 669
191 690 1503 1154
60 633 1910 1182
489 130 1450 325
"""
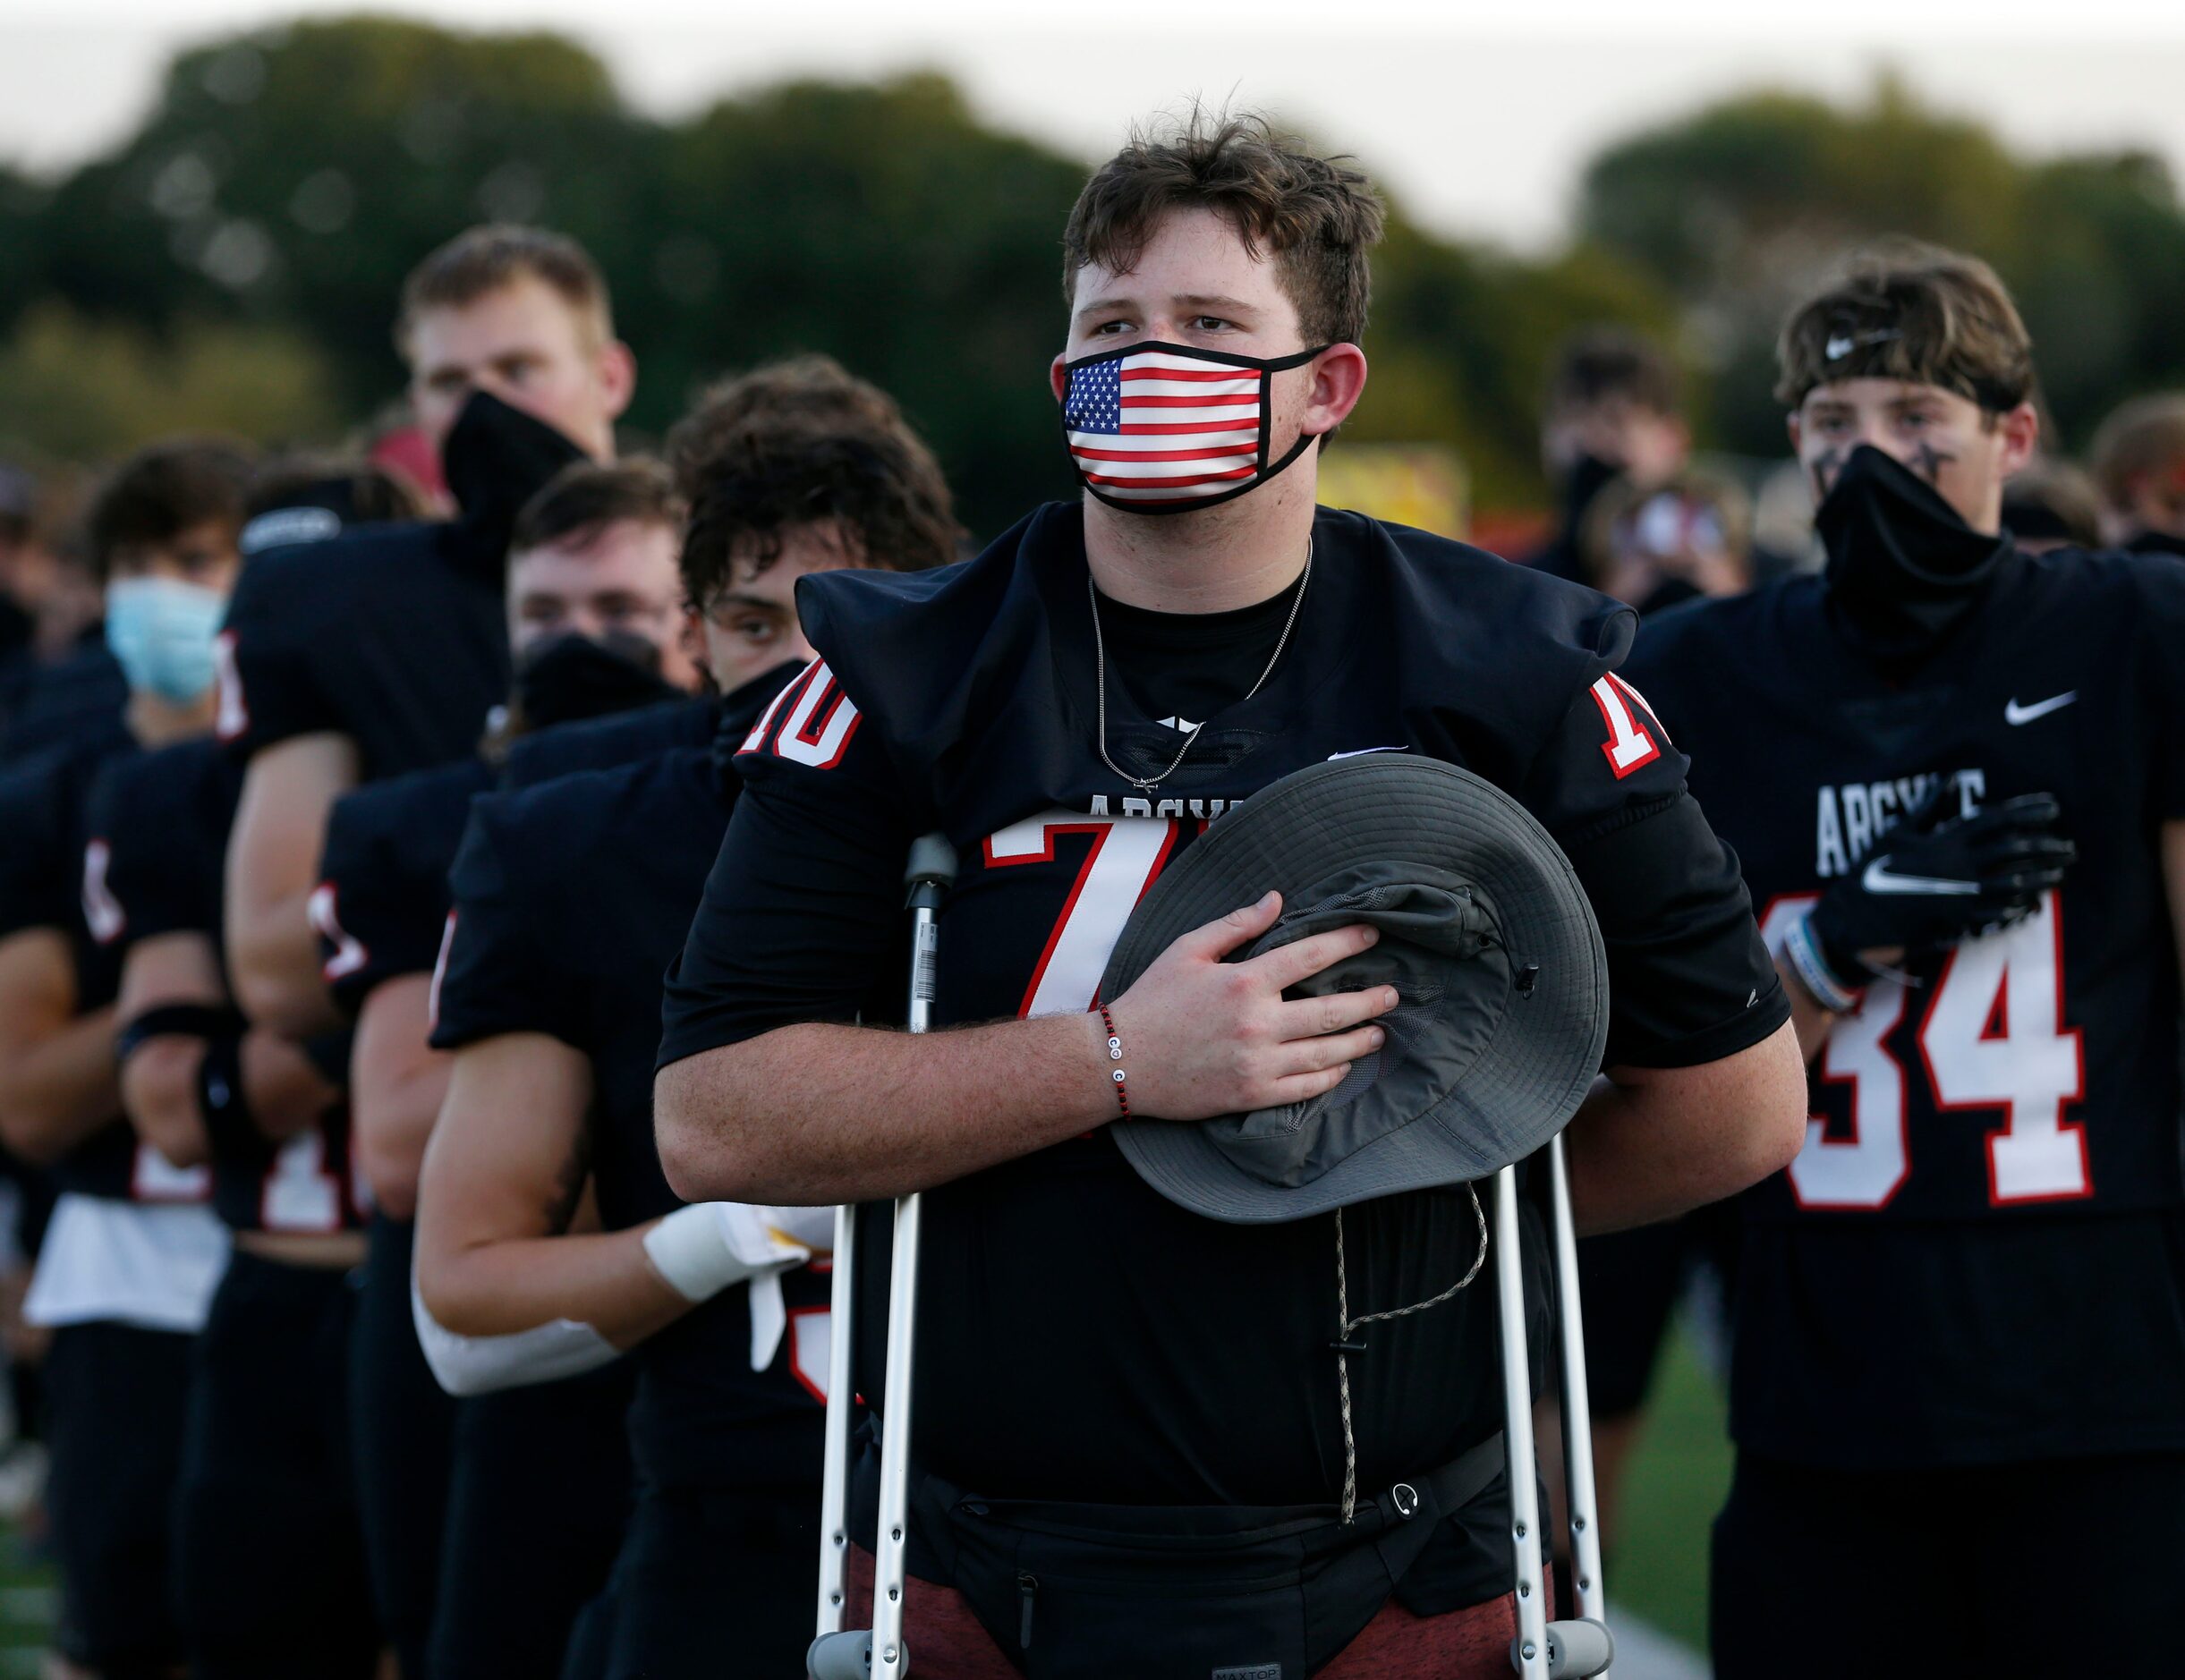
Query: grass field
1611 1318 1735 1654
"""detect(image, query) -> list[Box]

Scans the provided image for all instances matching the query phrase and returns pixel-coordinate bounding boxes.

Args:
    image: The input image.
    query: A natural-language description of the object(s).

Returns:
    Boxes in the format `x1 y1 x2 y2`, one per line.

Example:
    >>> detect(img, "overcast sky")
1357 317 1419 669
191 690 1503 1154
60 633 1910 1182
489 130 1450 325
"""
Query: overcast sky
7 1 2185 250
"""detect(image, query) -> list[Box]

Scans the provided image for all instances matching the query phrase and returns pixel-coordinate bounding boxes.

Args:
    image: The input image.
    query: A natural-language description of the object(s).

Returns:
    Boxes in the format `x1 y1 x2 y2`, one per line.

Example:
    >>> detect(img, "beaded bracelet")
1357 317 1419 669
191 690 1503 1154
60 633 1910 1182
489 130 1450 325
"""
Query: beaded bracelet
1096 1001 1130 1119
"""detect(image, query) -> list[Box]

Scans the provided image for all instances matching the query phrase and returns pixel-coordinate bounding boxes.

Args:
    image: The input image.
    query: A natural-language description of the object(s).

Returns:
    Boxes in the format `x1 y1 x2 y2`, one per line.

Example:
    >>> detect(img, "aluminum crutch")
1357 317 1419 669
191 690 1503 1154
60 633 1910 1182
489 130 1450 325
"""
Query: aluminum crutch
1497 1147 1615 1679
809 834 957 1680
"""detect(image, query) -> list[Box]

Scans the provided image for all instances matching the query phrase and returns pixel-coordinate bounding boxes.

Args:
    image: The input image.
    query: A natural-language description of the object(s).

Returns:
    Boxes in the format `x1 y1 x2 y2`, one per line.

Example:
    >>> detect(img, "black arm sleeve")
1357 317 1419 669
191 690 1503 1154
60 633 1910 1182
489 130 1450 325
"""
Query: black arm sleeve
1524 678 1787 1070
656 706 913 1070
429 794 584 1051
216 551 339 758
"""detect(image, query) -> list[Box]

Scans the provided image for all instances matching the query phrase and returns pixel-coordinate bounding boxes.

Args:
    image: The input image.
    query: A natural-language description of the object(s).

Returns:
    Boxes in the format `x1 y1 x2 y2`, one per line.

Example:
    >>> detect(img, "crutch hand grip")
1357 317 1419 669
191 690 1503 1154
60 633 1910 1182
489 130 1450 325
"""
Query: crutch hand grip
1509 1617 1614 1678
807 1628 874 1680
903 835 958 898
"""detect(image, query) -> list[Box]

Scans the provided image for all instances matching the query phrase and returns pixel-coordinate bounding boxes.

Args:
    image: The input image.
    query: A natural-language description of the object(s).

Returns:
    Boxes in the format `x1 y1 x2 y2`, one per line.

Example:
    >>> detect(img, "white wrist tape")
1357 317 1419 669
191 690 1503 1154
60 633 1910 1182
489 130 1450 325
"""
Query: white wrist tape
410 1273 619 1399
642 1202 812 1305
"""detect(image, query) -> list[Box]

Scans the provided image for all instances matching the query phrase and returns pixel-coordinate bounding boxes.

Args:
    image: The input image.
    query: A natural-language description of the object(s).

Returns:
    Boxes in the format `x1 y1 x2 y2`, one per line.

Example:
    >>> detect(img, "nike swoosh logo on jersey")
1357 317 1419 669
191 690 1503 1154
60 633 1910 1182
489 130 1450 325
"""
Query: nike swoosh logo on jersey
2003 692 2076 725
1862 858 1980 895
1328 746 1407 760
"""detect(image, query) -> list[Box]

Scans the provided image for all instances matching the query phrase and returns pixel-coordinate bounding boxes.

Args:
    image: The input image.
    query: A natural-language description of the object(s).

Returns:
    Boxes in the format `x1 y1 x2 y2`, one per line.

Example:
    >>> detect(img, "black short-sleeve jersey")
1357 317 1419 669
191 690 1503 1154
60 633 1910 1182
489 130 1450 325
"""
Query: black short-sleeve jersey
311 689 748 1015
656 505 1786 1607
88 739 361 1234
215 522 507 779
1624 547 2185 1467
432 681 828 1489
0 727 209 1204
313 759 493 1016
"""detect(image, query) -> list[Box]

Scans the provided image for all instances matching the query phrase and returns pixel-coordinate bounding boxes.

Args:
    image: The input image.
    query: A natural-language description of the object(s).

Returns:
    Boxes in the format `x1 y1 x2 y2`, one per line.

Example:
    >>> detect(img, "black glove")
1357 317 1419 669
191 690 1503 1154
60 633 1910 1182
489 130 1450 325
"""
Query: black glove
1808 789 2076 988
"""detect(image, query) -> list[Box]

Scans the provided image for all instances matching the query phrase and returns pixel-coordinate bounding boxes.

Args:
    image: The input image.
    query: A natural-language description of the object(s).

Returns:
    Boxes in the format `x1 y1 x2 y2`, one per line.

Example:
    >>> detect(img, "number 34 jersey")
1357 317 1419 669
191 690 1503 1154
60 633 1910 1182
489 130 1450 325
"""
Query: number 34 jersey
1625 545 2185 1469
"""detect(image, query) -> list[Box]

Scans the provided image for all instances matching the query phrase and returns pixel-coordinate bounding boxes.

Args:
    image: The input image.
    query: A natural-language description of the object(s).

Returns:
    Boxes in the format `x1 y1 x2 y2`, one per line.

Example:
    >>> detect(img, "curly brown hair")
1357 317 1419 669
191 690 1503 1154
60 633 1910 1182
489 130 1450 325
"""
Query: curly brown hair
1063 113 1384 347
674 359 959 600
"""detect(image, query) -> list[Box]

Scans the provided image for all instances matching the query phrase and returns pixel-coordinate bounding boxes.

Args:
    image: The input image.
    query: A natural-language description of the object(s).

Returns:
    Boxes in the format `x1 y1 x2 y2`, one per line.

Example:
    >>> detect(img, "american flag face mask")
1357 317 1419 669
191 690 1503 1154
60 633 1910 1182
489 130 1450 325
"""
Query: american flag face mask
1060 340 1328 514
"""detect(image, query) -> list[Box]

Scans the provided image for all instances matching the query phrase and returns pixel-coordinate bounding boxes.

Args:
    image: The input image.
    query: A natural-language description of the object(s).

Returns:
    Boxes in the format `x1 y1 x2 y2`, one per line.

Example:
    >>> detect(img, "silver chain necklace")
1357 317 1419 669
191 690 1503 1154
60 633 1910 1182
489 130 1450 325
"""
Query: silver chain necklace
1088 539 1313 794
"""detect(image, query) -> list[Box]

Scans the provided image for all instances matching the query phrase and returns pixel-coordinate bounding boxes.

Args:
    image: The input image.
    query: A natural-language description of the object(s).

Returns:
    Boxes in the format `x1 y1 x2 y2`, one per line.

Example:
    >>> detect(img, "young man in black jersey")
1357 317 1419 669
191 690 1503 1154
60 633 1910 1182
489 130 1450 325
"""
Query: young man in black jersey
1618 242 2185 1678
652 116 1805 1677
220 222 633 1040
89 504 378 1678
0 439 253 1680
310 459 699 1680
414 373 959 1679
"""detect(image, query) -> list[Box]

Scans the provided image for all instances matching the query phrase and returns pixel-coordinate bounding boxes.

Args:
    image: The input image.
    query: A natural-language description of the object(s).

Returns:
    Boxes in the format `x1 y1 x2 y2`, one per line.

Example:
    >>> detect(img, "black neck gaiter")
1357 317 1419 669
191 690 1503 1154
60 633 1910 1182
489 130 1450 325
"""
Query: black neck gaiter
1816 445 2011 667
440 390 590 568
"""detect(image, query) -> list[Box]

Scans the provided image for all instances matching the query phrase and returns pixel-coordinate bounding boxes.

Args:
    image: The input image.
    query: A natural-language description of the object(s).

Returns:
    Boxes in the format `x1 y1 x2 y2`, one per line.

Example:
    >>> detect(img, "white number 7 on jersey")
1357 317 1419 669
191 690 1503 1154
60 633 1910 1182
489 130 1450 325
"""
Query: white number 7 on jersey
984 812 1178 1019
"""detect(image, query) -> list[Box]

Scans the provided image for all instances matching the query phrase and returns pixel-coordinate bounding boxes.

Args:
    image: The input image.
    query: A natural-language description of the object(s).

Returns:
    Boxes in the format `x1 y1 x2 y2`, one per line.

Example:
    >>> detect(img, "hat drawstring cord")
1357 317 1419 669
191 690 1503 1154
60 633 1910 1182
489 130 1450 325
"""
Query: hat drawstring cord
1332 1183 1490 1523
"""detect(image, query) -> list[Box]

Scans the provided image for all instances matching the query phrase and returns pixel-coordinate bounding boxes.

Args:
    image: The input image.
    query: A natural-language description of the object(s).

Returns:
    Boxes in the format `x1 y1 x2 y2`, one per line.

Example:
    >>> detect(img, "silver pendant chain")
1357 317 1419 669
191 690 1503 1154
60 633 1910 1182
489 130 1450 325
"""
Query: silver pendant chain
1088 539 1314 794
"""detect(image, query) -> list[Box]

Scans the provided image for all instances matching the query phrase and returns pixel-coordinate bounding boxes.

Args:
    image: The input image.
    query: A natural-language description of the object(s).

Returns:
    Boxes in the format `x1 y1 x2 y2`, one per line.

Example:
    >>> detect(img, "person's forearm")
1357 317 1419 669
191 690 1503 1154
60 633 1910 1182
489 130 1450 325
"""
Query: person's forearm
354 1054 446 1221
227 889 338 1038
656 1014 1118 1206
0 1007 122 1164
1564 1019 1807 1235
417 1223 691 1345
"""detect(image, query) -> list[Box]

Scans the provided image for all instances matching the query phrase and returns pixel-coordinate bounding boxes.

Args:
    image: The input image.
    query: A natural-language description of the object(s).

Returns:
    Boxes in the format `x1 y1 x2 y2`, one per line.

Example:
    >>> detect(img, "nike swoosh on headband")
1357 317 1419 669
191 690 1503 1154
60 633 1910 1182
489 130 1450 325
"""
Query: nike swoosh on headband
1861 858 1980 895
2004 692 2076 725
1327 746 1407 760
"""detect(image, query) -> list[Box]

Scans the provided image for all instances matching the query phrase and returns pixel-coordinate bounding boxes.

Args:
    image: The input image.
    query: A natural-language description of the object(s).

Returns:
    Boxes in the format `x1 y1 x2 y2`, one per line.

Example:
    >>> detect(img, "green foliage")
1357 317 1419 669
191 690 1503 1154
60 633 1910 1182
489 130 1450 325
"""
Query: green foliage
0 302 343 460
1580 75 2185 454
10 22 2185 529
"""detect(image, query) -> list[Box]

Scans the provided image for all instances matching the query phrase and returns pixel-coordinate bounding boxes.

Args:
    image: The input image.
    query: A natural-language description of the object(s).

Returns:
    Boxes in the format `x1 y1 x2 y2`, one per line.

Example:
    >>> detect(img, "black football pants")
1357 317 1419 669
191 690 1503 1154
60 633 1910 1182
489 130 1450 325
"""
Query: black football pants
1713 1448 2185 1678
173 1249 378 1679
43 1320 191 1677
349 1213 455 1680
428 1362 633 1680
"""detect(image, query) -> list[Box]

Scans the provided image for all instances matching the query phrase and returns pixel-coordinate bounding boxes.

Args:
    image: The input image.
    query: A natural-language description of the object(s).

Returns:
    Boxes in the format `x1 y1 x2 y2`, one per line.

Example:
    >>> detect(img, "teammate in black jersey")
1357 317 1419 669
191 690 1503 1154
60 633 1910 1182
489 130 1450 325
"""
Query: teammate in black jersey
219 223 632 1041
0 440 253 1679
1619 242 2185 1678
90 734 376 1679
311 461 699 1680
209 224 633 1679
652 117 1805 1677
416 374 958 1679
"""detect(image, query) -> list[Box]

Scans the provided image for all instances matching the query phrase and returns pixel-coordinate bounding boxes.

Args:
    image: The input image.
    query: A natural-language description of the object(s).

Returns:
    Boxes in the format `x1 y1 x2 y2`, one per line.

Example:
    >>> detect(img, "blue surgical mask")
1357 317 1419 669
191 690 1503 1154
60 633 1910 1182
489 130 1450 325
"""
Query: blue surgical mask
105 577 228 703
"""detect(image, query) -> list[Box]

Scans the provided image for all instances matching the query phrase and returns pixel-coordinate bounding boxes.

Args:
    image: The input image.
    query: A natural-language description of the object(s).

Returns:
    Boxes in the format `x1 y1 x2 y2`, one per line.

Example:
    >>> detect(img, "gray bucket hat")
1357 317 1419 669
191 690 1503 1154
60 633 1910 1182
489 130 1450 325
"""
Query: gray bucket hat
1100 756 1608 1225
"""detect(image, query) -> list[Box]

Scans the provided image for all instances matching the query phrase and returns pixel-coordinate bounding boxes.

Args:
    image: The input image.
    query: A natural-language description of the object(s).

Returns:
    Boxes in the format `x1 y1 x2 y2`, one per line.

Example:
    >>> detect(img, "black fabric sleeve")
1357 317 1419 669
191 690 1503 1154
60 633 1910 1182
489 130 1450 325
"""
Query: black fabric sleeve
429 794 584 1051
1524 676 1787 1070
656 694 914 1070
215 552 339 758
314 777 466 1015
0 752 72 939
89 755 220 948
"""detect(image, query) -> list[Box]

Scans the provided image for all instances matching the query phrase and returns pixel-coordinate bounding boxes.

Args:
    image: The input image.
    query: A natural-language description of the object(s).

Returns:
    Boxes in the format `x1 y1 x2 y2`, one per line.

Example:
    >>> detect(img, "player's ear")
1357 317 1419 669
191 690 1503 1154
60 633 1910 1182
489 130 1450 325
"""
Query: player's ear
1995 401 2041 478
1050 353 1070 405
596 340 638 425
1785 412 1804 455
1300 344 1369 439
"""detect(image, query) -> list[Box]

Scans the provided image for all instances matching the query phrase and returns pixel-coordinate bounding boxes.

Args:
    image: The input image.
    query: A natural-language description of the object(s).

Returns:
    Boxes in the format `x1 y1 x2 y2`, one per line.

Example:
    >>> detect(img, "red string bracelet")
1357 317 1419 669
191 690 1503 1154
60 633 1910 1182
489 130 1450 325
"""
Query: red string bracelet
1096 1001 1129 1119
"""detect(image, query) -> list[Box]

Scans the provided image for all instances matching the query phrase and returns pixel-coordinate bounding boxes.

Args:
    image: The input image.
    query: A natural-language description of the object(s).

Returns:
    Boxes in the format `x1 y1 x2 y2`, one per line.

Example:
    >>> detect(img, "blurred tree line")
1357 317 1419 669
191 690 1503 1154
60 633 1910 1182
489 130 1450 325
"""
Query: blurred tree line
2 19 2182 536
